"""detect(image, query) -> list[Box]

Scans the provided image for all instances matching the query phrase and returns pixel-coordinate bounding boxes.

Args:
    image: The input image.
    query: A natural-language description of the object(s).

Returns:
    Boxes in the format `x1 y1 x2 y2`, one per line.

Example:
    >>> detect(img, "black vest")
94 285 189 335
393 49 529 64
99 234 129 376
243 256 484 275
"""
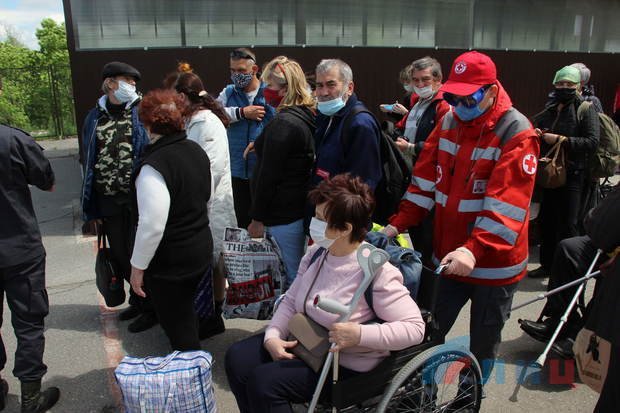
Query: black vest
135 132 212 280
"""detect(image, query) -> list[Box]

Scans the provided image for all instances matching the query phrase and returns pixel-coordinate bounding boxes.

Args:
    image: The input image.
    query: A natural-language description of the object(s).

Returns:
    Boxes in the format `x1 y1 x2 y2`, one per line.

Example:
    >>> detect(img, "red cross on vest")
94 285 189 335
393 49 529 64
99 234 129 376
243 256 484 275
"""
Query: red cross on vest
522 154 537 175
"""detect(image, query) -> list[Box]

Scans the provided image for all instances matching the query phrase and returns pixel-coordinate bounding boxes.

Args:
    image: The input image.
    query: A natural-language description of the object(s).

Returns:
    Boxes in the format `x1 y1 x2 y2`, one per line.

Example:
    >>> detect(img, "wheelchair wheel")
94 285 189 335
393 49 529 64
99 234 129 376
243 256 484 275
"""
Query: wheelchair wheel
376 343 483 413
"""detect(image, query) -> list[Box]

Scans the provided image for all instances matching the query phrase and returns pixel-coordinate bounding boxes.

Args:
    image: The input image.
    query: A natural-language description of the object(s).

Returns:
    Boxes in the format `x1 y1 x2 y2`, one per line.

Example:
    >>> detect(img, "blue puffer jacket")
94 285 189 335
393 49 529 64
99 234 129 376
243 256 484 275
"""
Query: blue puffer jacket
81 96 149 221
223 84 276 179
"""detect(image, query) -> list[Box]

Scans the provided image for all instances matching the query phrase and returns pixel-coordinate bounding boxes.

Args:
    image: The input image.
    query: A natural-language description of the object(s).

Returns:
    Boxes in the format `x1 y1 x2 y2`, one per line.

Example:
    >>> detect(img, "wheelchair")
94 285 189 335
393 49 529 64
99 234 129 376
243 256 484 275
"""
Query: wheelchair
297 266 483 413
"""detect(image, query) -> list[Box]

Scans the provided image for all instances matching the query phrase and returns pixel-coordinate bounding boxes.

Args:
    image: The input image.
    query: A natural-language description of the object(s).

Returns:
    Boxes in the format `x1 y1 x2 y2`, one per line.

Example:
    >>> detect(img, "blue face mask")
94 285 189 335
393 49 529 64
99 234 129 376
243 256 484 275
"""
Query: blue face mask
454 103 487 122
317 95 346 116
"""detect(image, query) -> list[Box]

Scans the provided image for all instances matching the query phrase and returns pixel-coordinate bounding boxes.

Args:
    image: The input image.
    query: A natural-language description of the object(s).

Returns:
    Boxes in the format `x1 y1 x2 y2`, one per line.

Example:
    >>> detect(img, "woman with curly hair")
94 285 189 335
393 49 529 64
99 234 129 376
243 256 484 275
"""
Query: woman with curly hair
164 63 235 338
130 89 212 351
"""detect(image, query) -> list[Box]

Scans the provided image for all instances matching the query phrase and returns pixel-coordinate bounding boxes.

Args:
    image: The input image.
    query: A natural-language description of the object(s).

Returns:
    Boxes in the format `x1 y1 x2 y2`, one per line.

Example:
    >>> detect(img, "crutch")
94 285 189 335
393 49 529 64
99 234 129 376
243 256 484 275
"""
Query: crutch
533 249 602 368
307 244 389 413
508 250 602 402
511 269 601 311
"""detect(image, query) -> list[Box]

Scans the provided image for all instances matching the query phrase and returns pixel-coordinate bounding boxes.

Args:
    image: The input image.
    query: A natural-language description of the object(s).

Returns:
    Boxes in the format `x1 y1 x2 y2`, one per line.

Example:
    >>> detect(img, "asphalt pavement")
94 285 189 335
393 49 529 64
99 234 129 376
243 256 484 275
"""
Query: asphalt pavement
1 137 598 412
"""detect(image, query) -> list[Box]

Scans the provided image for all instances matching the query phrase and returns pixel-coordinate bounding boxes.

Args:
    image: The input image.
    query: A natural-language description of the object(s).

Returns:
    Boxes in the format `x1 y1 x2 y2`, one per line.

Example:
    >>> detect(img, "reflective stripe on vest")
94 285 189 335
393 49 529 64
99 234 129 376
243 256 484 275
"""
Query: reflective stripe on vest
412 175 436 192
441 110 457 130
404 192 435 210
458 199 484 213
492 108 532 146
438 138 459 156
431 255 528 280
471 146 501 161
483 197 526 223
435 190 448 207
475 216 517 245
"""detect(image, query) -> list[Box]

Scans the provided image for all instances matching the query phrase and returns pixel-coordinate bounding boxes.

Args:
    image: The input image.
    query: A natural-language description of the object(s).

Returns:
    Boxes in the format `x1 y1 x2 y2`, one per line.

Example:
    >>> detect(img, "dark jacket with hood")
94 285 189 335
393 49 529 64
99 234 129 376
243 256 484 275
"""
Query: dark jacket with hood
585 183 620 345
532 92 600 172
250 105 316 226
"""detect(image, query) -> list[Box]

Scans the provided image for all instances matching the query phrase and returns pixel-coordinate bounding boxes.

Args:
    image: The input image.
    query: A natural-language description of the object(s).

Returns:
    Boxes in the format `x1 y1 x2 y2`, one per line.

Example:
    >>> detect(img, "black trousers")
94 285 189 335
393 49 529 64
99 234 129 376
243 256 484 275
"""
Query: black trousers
540 235 600 339
434 277 518 384
594 343 620 412
231 177 252 229
539 171 587 270
225 333 357 413
408 211 434 266
100 202 151 312
145 275 201 352
0 254 48 382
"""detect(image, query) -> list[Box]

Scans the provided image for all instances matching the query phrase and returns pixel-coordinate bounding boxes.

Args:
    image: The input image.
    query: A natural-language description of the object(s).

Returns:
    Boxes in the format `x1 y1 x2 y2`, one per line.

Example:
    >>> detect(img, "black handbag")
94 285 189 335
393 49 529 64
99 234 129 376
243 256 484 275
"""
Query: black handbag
95 224 126 307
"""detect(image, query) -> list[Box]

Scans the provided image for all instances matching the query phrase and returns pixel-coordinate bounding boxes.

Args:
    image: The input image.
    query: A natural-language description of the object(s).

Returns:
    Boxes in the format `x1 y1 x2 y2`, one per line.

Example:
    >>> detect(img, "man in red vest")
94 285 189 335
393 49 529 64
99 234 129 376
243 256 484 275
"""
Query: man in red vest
384 51 539 386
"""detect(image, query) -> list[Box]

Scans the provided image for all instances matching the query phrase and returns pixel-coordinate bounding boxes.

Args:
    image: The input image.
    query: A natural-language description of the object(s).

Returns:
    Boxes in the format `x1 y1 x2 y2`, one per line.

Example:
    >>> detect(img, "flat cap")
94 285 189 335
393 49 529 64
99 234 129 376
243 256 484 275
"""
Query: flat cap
101 61 141 81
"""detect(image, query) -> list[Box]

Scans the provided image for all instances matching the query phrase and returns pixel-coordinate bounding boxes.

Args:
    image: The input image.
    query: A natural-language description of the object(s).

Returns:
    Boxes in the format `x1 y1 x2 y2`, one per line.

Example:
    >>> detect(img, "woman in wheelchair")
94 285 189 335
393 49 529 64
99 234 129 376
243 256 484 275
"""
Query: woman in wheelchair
225 174 425 413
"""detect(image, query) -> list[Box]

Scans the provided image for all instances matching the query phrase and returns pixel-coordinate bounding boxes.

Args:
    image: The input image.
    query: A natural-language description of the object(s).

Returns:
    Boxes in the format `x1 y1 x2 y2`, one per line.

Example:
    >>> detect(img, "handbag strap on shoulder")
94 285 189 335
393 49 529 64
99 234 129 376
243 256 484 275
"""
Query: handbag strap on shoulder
303 250 328 315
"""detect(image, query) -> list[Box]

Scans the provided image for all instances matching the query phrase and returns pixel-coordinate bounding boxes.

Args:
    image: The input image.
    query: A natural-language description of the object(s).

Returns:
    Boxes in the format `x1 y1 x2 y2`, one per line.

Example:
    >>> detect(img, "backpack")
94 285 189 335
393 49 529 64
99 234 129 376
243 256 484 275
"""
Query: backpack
578 101 620 178
308 233 422 318
341 105 412 226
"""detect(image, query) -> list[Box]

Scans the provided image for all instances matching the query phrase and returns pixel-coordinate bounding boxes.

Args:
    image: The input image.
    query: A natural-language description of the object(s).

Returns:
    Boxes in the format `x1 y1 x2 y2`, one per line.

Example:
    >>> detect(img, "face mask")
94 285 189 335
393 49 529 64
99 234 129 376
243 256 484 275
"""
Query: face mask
454 103 487 122
309 217 338 249
404 84 414 93
317 93 346 116
263 87 283 107
413 85 434 99
113 81 138 103
231 72 253 89
554 87 577 103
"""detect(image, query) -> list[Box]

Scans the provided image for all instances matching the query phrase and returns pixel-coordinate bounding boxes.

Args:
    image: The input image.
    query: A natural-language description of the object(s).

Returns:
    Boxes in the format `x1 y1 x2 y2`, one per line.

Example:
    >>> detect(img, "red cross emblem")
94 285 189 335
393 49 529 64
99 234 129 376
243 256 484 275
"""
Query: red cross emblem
522 154 537 175
436 165 443 183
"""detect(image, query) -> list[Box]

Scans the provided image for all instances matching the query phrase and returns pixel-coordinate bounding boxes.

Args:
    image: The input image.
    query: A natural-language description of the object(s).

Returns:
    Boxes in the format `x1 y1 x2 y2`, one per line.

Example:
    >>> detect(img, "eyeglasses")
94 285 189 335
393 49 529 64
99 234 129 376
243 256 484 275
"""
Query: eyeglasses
443 85 490 108
230 50 255 62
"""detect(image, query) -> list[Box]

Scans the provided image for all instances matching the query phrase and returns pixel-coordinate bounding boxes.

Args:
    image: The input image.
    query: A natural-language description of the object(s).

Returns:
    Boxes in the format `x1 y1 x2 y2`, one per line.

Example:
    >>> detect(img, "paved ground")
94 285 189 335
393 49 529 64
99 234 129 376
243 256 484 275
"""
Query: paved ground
1 137 599 412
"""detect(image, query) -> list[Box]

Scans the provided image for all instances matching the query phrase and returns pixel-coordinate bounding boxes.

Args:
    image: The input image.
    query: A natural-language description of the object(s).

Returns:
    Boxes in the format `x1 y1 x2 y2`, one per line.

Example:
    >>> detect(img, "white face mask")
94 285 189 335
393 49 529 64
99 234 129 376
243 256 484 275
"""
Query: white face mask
309 217 338 249
113 80 139 103
403 84 414 93
413 84 434 99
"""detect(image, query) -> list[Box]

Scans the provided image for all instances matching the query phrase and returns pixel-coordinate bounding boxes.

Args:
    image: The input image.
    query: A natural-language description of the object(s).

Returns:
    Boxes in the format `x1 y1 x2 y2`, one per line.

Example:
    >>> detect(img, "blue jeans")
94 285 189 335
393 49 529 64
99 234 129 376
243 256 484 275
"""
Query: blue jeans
266 219 305 288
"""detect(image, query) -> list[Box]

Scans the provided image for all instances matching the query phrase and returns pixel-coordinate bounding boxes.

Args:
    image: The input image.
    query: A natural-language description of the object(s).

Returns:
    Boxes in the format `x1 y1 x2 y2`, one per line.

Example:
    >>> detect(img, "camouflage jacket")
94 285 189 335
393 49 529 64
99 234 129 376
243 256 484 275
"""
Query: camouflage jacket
81 96 149 221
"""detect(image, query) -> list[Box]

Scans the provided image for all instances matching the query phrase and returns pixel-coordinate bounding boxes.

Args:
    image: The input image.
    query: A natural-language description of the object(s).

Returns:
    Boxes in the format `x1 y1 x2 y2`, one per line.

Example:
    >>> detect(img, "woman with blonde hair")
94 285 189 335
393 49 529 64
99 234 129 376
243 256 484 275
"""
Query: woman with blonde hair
246 56 316 287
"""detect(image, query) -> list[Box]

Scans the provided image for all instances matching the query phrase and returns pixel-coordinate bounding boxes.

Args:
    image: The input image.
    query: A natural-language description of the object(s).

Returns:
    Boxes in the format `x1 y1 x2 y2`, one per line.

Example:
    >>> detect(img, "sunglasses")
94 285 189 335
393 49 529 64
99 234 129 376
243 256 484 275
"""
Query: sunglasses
443 85 491 108
230 50 255 62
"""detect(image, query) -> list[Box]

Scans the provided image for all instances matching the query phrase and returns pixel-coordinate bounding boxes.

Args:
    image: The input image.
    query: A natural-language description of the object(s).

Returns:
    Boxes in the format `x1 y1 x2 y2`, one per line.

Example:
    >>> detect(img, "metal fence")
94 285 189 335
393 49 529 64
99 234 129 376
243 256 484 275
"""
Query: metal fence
0 64 77 138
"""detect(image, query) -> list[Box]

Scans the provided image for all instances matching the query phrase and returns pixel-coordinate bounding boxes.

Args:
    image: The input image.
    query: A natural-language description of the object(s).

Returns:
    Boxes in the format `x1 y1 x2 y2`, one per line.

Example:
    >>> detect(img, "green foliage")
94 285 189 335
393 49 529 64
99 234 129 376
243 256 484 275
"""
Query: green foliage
0 19 75 137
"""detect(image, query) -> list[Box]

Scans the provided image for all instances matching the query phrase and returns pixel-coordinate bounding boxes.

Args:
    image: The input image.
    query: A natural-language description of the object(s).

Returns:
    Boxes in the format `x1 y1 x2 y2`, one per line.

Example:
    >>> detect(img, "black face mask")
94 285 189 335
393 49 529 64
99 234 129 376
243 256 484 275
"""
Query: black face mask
554 87 577 103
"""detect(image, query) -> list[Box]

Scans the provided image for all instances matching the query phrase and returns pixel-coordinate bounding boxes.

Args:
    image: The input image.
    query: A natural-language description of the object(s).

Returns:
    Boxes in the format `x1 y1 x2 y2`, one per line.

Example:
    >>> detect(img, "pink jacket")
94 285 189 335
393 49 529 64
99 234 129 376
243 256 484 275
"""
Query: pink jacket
264 244 425 372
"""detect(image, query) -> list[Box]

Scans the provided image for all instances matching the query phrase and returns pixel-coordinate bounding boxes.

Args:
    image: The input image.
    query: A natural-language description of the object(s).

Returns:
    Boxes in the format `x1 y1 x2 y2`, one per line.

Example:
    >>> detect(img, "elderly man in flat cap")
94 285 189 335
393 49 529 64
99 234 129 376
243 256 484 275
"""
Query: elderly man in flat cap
81 62 156 332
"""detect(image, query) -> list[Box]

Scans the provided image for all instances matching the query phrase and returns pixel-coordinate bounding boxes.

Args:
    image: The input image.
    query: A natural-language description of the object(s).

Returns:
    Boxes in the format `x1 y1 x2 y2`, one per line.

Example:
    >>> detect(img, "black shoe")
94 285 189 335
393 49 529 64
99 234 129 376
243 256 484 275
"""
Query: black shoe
20 380 60 413
0 379 8 411
118 305 141 321
519 318 556 342
551 338 575 359
198 314 225 340
128 312 158 333
527 267 548 279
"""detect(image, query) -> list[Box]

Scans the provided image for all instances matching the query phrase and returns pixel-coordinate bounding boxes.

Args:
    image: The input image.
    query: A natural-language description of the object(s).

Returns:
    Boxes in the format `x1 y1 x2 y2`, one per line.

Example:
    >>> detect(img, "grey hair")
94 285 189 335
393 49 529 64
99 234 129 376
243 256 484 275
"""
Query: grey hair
399 64 412 84
570 62 591 84
316 59 353 84
101 78 113 95
411 56 442 81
